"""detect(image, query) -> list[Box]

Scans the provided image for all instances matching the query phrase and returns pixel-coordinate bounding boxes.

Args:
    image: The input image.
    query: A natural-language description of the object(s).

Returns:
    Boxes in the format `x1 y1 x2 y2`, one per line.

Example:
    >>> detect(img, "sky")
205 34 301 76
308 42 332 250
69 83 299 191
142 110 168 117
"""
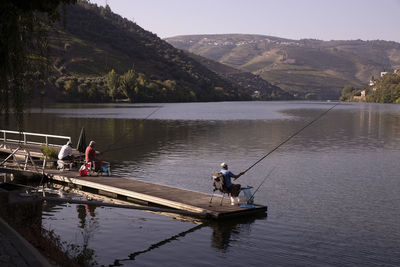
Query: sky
90 0 400 42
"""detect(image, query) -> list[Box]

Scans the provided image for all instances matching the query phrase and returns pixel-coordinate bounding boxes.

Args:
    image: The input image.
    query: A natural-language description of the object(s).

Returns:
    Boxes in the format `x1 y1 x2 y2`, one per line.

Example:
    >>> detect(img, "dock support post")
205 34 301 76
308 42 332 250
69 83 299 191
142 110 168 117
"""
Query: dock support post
24 155 29 170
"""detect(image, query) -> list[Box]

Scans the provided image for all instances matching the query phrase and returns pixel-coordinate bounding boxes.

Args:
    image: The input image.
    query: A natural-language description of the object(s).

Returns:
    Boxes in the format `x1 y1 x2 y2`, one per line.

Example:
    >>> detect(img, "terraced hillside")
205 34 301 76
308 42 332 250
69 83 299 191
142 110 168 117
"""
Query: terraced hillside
166 34 400 99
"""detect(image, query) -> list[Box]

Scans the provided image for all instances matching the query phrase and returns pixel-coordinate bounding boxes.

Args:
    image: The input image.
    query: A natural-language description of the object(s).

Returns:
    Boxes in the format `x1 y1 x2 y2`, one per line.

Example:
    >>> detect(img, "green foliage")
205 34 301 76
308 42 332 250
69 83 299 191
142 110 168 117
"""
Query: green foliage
42 145 58 160
55 75 109 102
340 85 357 101
119 69 138 102
67 243 97 267
106 69 119 101
367 74 400 103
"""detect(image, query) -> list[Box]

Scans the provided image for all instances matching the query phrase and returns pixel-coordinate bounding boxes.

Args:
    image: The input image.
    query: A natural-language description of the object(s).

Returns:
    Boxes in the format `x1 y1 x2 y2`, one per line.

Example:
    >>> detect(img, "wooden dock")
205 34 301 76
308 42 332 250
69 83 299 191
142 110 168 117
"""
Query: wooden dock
1 166 267 219
1 130 267 220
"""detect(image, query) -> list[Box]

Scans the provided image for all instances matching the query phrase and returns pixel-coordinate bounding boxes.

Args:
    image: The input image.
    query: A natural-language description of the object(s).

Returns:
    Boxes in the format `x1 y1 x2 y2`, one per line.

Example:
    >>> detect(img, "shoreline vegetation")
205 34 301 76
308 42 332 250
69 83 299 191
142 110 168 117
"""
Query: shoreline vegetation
340 72 400 104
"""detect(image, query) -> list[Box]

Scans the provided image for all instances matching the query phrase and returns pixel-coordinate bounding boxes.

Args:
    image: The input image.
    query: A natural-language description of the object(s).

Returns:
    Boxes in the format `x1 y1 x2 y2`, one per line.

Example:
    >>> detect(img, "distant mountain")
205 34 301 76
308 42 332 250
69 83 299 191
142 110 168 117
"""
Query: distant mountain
165 34 400 100
187 52 292 100
44 2 289 102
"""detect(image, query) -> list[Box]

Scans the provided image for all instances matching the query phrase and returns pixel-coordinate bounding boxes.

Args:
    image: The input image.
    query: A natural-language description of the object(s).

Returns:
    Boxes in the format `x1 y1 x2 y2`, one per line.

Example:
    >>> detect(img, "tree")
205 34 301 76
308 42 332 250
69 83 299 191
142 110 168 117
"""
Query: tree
134 72 147 102
0 0 76 126
119 69 138 102
106 69 119 101
340 85 356 101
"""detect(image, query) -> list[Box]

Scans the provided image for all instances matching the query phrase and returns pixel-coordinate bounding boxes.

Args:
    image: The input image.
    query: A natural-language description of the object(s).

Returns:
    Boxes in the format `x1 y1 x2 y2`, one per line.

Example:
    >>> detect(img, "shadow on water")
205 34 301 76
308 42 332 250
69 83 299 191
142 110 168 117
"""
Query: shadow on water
110 213 267 266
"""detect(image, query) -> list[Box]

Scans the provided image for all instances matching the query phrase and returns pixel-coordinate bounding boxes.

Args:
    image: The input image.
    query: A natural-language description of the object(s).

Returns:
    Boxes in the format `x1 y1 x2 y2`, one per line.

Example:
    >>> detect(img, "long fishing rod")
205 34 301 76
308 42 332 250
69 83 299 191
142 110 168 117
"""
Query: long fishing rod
102 105 163 154
240 103 339 176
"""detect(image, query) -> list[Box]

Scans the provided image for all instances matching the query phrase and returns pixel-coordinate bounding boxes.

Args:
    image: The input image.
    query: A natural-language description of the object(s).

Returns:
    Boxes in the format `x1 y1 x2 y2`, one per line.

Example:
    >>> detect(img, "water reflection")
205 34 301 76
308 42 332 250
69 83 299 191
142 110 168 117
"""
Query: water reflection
111 224 205 266
209 214 267 252
74 204 99 266
111 214 267 265
77 203 97 228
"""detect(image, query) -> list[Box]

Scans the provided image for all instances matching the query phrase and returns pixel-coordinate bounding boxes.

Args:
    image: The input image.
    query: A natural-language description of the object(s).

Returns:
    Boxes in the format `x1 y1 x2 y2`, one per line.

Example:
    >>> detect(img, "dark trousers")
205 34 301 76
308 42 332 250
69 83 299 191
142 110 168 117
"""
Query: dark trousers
61 155 73 161
228 184 241 197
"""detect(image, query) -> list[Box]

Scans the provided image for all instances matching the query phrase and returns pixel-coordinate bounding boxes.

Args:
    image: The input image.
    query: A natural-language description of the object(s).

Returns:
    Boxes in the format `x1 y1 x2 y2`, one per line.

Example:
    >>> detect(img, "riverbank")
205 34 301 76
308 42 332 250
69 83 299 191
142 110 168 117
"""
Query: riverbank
0 217 51 266
0 189 78 266
0 189 51 266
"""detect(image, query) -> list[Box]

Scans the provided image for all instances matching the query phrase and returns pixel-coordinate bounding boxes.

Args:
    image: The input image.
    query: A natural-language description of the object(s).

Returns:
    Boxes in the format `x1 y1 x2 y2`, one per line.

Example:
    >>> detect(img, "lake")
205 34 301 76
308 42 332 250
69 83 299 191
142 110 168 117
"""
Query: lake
3 101 400 266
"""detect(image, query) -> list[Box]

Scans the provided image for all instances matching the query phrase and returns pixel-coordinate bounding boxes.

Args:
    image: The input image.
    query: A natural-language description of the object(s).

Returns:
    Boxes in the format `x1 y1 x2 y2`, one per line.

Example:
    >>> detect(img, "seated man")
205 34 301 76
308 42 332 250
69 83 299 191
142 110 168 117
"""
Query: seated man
85 140 102 171
220 162 244 205
58 141 74 161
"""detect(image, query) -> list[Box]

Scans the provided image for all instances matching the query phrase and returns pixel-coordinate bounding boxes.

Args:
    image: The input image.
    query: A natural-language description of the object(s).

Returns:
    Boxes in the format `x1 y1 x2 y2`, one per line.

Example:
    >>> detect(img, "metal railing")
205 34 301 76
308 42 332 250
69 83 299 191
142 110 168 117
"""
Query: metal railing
0 130 71 148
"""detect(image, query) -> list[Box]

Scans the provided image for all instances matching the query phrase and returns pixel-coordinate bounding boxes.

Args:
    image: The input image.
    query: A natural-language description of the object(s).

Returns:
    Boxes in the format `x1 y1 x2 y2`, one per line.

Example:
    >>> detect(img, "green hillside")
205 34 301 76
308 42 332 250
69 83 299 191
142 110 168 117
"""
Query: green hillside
43 2 289 103
166 34 400 100
188 53 292 100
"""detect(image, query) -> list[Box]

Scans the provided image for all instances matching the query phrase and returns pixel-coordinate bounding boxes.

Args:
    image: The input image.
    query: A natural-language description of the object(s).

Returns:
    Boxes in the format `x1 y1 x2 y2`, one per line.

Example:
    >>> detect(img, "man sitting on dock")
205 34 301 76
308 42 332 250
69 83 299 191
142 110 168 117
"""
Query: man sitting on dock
58 141 74 161
220 162 244 205
57 141 75 170
85 141 102 171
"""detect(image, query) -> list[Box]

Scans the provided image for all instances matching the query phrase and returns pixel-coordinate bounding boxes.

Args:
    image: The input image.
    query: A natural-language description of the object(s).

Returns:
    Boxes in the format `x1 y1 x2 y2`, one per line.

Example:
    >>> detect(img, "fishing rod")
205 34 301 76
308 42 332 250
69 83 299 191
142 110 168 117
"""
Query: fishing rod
239 103 339 177
102 105 163 154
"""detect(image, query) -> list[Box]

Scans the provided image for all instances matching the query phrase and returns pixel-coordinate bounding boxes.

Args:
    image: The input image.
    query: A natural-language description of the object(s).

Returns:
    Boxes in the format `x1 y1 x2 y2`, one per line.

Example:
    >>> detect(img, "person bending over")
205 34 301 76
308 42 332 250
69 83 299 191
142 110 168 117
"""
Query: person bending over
58 141 74 161
85 140 102 171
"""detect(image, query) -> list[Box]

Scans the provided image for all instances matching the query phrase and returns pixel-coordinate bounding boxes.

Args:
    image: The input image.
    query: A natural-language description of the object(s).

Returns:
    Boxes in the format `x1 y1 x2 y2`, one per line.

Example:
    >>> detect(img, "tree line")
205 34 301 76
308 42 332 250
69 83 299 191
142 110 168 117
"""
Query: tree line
340 73 400 103
54 68 224 103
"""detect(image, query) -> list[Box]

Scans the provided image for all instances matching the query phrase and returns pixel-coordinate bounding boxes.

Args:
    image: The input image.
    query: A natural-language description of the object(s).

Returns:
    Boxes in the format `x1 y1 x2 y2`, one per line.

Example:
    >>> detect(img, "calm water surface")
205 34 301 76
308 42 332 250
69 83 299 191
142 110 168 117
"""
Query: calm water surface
3 101 400 266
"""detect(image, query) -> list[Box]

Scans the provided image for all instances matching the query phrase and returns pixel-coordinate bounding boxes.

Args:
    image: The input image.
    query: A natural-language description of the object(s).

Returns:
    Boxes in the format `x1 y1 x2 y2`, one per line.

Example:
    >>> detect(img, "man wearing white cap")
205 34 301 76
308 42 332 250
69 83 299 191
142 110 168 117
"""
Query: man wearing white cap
220 162 245 205
58 141 74 160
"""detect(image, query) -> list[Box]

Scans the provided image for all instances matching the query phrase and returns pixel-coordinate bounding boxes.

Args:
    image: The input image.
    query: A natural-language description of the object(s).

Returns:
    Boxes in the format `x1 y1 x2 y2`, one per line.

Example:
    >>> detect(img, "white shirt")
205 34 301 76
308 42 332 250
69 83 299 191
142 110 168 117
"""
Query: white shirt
58 144 73 159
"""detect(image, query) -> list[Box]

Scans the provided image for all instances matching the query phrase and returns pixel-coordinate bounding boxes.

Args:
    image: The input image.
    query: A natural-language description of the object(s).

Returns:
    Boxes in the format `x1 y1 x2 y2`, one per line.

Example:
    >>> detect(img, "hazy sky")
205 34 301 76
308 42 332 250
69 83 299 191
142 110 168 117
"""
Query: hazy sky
91 0 400 42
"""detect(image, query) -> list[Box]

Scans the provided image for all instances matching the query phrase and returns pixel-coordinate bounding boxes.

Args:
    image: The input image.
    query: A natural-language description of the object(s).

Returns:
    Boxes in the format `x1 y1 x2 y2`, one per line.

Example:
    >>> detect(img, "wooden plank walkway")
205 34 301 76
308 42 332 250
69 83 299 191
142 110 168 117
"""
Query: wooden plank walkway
1 165 267 219
45 169 267 219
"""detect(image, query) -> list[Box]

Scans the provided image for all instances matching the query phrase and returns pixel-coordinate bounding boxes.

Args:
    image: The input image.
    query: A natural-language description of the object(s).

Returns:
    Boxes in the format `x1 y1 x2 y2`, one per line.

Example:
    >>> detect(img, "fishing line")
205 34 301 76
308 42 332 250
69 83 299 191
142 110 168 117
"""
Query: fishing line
247 166 276 203
102 105 163 154
240 103 339 176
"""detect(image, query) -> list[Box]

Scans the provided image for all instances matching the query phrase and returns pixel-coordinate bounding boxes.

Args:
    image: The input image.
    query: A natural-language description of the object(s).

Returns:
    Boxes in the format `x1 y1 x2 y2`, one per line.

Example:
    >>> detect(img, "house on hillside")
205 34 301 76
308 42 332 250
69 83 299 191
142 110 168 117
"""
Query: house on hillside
381 71 388 77
394 69 400 75
369 76 376 86
353 90 366 102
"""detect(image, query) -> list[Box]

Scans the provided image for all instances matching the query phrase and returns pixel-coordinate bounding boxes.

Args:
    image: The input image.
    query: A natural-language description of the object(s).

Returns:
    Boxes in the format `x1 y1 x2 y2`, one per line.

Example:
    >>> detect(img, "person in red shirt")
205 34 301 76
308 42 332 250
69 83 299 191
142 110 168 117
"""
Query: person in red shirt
85 140 101 170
